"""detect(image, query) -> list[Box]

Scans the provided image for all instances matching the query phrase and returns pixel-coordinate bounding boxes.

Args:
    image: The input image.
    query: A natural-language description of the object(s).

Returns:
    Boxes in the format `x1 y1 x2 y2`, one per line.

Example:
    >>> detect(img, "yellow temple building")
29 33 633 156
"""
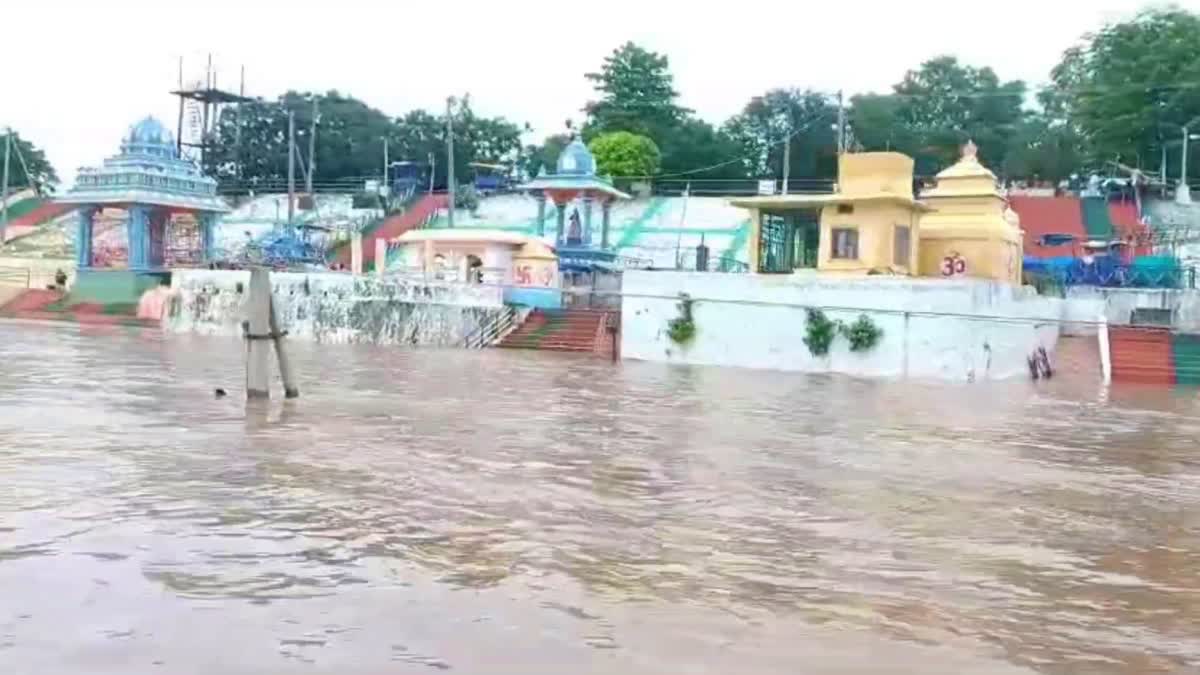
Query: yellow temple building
729 143 1023 284
917 141 1023 284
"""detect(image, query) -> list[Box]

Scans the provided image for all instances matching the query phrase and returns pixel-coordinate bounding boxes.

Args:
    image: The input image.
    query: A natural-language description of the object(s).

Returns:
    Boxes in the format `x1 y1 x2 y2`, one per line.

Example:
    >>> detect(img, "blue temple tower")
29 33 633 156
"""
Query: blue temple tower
519 137 631 272
58 117 228 303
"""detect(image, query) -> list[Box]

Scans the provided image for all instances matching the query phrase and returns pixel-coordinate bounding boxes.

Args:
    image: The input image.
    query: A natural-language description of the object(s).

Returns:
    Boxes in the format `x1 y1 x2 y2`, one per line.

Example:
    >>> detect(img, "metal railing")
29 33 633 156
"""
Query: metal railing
0 266 32 288
674 248 751 273
463 305 520 349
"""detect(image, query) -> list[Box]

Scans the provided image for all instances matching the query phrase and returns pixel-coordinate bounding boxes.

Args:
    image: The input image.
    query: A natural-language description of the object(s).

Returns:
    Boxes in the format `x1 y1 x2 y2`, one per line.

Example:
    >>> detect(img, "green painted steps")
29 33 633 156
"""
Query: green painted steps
1171 333 1200 386
1080 197 1114 240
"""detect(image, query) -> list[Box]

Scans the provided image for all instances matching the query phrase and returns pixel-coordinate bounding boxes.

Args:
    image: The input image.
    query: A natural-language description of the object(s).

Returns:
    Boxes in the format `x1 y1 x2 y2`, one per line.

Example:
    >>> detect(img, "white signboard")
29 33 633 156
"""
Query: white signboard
757 180 777 196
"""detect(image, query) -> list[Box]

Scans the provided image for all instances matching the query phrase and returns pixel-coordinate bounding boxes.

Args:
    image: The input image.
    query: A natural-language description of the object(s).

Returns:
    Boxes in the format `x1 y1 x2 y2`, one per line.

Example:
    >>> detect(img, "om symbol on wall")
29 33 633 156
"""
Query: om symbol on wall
940 253 967 277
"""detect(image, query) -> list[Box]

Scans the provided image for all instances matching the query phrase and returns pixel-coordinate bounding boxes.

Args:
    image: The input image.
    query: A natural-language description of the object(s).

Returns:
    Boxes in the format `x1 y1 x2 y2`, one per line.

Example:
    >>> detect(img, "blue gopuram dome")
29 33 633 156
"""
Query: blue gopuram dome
122 116 177 158
556 137 596 176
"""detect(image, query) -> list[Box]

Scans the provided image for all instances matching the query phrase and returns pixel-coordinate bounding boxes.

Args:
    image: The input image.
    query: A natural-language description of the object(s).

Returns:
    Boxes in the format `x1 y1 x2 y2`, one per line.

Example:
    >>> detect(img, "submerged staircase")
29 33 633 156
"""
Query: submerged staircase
497 308 612 354
335 193 448 269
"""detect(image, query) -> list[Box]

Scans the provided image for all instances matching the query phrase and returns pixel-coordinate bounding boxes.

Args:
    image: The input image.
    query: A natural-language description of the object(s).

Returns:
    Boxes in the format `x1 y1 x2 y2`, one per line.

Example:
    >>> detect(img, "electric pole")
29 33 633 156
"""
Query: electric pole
382 137 389 198
837 89 846 155
287 111 296 229
781 117 791 196
306 97 318 195
1 129 11 243
446 96 456 228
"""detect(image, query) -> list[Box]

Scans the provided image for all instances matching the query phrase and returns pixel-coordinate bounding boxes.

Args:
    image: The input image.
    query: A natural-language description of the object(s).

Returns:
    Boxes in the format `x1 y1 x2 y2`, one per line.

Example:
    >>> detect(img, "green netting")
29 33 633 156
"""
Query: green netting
1080 197 1114 240
1171 332 1200 386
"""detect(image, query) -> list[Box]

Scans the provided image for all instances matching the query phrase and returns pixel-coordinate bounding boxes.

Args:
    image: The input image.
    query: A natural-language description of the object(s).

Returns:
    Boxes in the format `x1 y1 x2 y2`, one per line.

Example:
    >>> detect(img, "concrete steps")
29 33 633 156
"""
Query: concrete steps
497 308 609 353
1110 326 1175 385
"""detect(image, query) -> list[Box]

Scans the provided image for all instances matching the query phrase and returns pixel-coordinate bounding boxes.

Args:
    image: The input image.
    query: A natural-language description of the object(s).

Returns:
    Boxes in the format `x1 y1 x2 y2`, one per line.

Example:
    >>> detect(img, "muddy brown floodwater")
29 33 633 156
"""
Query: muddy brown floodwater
1 322 1199 674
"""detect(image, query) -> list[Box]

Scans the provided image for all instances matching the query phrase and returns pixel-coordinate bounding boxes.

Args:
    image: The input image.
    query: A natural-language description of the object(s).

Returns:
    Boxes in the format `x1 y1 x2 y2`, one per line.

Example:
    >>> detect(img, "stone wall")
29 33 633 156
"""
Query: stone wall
1065 286 1200 331
620 271 1065 382
166 270 506 346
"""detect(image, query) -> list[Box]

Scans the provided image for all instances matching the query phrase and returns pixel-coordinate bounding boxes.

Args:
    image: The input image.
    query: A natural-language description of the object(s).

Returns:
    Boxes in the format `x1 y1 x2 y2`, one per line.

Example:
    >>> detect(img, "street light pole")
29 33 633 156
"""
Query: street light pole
1179 125 1193 204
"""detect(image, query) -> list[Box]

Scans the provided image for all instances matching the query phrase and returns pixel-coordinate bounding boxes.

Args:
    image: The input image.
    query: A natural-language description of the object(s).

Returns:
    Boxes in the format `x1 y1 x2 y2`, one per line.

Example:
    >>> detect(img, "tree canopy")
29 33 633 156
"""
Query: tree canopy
205 91 523 189
849 56 1025 175
583 42 689 141
2 131 58 194
723 89 839 180
1049 7 1200 171
199 14 1200 194
589 131 661 177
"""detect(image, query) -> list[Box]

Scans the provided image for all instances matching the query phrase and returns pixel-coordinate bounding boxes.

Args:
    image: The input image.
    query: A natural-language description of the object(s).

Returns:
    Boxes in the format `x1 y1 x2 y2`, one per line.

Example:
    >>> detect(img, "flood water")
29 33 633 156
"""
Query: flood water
1 322 1199 674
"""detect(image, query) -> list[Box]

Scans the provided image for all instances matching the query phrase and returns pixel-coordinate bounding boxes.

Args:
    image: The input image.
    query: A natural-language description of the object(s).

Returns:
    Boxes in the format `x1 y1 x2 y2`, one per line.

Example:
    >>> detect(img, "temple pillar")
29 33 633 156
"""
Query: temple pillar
555 202 567 247
535 193 547 237
127 205 150 271
582 197 594 247
148 209 168 268
200 213 217 262
75 207 96 268
601 200 612 250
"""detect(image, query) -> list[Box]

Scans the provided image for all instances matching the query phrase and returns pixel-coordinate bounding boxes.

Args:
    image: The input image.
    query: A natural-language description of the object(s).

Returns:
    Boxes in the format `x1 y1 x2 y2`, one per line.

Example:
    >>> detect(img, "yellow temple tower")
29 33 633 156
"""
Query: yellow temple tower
917 141 1023 284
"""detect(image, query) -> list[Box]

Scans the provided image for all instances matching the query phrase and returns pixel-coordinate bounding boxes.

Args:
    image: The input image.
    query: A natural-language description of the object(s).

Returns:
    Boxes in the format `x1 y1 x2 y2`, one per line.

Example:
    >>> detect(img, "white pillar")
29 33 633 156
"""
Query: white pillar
351 231 363 275
1098 312 1112 385
375 239 386 278
245 268 273 399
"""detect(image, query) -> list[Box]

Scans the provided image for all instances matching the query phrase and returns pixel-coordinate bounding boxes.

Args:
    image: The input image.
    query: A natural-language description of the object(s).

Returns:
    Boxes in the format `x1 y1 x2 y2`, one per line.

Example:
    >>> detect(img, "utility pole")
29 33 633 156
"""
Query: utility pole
781 117 791 196
306 97 318 195
1176 121 1195 204
1 129 11 242
381 136 391 196
838 89 847 153
287 111 296 229
446 96 456 228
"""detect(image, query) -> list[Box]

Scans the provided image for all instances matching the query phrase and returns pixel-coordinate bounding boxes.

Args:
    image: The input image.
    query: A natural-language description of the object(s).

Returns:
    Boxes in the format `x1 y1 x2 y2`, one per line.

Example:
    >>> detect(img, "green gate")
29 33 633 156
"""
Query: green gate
759 211 819 274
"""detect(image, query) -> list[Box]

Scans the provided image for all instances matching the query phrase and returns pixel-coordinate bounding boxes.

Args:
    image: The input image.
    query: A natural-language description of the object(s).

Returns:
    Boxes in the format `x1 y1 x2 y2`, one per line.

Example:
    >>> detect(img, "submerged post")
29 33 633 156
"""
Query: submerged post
245 268 272 398
269 294 300 399
245 267 300 399
1098 312 1112 385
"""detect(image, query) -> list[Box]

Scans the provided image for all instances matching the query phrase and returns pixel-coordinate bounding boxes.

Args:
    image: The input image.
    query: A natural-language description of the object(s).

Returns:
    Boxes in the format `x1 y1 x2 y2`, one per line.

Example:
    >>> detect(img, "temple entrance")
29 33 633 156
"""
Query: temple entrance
758 210 819 273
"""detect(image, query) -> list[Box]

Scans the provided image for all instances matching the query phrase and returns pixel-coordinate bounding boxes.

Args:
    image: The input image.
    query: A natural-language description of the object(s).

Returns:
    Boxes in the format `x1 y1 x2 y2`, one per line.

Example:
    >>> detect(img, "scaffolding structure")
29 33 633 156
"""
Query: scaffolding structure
170 55 252 171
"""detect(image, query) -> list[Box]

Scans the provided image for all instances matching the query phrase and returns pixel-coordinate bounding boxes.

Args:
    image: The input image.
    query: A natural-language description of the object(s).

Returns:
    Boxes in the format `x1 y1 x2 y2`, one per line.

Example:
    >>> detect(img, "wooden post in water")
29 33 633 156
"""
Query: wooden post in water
269 293 300 398
245 267 299 399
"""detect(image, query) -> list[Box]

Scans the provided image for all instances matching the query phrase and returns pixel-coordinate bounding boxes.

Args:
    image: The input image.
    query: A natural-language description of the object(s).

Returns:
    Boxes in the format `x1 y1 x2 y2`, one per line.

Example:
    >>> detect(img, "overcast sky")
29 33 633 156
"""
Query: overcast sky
0 0 1181 185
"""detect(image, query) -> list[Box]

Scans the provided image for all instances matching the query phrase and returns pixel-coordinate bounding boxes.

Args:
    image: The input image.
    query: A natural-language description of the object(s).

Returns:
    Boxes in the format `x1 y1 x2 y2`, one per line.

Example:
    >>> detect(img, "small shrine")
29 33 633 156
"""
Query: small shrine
518 137 630 272
917 141 1023 284
730 152 930 274
58 117 227 302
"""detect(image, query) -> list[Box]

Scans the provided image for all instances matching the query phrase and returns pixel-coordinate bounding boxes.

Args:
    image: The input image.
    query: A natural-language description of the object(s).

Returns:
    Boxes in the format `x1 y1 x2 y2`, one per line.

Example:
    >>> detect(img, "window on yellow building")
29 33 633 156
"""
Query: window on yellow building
831 228 858 259
893 225 911 266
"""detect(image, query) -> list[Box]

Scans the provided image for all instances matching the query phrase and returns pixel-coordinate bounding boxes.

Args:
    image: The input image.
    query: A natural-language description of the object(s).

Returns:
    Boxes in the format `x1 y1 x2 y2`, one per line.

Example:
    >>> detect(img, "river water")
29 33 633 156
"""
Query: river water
1 322 1199 674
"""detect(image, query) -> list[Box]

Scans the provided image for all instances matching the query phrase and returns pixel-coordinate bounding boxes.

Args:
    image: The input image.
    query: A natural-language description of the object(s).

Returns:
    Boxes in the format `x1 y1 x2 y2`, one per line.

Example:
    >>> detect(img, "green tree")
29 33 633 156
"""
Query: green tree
847 93 918 155
588 131 661 177
522 133 570 178
1 131 58 194
205 91 523 189
1002 113 1083 184
1050 7 1200 170
583 42 689 141
657 117 747 179
722 89 838 179
891 56 1026 172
